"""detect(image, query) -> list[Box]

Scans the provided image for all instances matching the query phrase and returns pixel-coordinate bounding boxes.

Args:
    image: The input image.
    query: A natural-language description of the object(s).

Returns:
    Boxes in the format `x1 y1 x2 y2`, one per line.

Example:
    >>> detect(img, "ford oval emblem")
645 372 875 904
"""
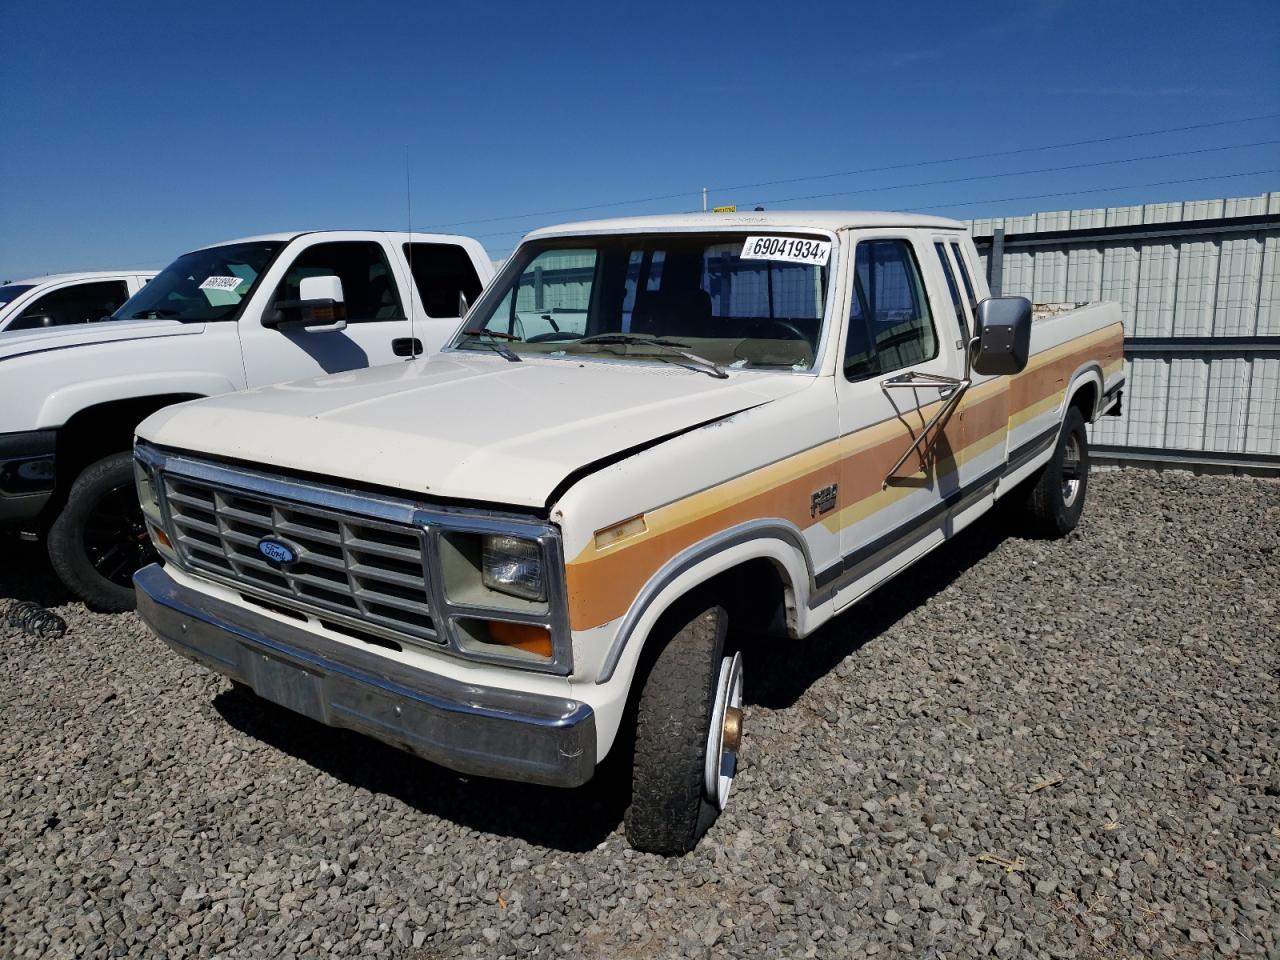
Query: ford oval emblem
257 539 296 565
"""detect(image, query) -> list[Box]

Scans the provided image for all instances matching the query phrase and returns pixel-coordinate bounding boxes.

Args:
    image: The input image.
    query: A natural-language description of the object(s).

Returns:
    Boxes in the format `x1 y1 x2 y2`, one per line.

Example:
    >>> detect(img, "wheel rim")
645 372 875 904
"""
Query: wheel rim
82 481 157 588
704 651 744 809
1061 431 1083 506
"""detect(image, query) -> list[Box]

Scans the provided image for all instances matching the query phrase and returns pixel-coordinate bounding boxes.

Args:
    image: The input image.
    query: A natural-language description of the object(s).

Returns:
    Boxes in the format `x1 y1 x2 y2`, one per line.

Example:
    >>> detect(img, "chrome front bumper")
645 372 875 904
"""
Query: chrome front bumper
134 564 596 787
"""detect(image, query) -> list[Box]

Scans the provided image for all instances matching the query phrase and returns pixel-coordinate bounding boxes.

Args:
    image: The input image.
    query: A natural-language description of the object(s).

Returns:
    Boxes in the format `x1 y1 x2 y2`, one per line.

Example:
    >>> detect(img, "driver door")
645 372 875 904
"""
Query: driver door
832 234 965 610
239 235 412 387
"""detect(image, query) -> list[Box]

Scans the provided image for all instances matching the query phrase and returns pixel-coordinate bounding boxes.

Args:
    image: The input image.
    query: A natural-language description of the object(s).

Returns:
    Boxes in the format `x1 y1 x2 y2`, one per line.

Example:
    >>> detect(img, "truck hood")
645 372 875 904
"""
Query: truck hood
138 353 814 508
0 318 201 361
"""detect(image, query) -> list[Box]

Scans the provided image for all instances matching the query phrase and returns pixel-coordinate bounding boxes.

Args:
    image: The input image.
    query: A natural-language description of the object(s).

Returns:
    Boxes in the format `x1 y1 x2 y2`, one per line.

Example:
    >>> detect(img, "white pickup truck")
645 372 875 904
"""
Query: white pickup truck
1 230 492 609
0 271 157 333
132 212 1124 853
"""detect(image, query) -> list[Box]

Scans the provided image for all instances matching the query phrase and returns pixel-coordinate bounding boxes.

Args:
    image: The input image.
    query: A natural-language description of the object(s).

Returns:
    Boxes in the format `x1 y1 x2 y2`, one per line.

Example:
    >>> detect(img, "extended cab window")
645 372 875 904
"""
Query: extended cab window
950 241 979 315
844 239 936 381
10 281 130 331
272 241 405 325
934 242 970 342
403 243 483 318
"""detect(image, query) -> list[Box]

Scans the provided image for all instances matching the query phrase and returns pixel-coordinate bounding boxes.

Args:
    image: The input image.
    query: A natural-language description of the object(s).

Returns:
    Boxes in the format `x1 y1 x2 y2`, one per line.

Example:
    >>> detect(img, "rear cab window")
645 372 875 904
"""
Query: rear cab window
403 243 483 318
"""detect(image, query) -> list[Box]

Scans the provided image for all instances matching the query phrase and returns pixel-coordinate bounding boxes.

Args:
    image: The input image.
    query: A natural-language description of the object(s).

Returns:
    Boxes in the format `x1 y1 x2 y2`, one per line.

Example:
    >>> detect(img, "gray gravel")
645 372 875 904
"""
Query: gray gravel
2 469 1277 959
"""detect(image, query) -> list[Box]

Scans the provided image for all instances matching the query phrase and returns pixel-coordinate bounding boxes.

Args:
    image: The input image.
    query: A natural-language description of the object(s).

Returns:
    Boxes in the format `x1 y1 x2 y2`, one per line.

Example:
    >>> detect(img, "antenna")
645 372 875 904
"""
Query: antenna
405 147 419 358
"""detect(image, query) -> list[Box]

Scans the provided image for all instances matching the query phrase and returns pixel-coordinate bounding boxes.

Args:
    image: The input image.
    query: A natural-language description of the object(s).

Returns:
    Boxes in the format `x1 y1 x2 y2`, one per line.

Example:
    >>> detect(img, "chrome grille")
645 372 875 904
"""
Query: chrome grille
161 474 437 644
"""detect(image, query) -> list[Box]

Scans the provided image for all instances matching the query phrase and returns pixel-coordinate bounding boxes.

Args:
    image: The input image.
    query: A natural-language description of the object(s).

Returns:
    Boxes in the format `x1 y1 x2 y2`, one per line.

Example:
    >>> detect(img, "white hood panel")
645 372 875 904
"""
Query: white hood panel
138 353 812 507
0 319 201 360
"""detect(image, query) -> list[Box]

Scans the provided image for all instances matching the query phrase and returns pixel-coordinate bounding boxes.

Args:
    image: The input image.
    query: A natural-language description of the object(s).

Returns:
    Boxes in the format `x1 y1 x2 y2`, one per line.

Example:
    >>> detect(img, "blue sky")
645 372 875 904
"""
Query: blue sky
1 0 1277 278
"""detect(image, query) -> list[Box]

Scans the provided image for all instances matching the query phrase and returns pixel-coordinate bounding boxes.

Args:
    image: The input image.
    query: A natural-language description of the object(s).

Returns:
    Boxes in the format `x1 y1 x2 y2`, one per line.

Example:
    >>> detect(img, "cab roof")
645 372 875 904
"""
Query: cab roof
526 210 966 240
3 270 157 286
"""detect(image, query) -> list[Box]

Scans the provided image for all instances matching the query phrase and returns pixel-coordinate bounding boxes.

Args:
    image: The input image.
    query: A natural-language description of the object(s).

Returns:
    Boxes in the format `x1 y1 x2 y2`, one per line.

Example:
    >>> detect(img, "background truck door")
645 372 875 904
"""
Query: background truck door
238 235 411 387
832 234 966 610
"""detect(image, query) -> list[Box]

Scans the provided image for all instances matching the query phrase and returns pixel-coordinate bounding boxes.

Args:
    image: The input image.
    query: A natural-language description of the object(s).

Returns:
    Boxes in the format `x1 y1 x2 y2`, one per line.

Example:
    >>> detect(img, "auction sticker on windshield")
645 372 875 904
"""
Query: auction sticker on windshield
740 236 831 265
198 276 244 291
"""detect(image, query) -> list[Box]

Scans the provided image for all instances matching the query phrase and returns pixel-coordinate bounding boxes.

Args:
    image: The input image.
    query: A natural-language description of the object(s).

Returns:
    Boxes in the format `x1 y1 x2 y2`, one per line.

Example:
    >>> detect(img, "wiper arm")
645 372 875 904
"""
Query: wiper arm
574 333 728 379
458 328 521 362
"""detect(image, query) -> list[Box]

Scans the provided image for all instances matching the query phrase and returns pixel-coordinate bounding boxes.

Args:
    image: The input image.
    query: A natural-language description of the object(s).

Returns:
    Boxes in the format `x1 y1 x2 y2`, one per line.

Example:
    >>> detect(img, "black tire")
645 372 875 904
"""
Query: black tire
47 451 156 612
625 602 727 855
1022 405 1090 538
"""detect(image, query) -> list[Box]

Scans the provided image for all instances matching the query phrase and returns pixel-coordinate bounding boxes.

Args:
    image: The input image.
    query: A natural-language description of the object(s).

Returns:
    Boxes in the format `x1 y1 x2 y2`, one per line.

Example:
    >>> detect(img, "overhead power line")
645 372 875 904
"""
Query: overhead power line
469 139 1278 241
902 168 1280 212
419 112 1280 230
747 139 1279 207
481 169 1278 258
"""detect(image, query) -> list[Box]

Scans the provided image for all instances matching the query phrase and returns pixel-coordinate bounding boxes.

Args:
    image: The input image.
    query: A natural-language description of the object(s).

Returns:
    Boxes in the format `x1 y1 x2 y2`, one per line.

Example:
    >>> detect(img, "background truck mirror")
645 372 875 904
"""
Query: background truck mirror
972 296 1032 376
267 275 348 330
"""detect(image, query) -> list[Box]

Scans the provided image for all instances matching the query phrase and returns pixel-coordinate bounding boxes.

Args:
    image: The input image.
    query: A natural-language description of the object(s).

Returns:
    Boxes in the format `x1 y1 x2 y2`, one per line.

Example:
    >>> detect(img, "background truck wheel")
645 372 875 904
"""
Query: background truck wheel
1022 405 1090 538
626 602 742 855
47 451 157 612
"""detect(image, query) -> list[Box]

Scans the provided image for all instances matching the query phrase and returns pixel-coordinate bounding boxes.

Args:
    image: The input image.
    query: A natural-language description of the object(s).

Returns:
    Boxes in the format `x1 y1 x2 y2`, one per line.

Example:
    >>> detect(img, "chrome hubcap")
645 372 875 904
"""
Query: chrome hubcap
1061 432 1082 506
705 652 743 809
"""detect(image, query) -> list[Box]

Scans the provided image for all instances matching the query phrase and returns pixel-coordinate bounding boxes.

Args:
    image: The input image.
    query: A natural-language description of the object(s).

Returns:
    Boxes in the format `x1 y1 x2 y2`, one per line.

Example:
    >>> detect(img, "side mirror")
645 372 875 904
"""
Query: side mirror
972 296 1032 376
17 314 57 329
267 275 348 330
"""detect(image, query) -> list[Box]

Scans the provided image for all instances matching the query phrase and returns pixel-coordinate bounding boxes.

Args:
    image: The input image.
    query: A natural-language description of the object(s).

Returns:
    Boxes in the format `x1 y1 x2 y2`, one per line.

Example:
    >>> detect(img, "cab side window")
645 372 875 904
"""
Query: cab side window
403 242 483 319
10 280 130 331
934 242 970 342
271 242 405 324
844 239 936 381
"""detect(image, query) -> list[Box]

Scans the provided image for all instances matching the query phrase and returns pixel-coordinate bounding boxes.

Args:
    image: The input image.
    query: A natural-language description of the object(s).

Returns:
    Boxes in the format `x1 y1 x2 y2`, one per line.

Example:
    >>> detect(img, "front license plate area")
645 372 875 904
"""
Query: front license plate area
246 653 326 724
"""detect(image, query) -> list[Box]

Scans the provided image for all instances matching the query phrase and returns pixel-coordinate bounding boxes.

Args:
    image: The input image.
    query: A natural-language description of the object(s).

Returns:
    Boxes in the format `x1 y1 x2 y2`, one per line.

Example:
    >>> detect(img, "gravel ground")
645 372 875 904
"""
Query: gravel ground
1 469 1277 959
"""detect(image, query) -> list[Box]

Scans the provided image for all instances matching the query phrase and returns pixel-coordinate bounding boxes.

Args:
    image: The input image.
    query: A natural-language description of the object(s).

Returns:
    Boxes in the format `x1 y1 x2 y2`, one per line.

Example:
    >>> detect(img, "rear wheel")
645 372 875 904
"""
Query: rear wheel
1022 406 1090 538
47 452 156 611
625 603 744 854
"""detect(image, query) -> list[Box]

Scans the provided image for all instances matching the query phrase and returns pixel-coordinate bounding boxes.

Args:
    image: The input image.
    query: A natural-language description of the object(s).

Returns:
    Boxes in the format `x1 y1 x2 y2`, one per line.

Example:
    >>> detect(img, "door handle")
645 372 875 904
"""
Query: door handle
392 337 423 358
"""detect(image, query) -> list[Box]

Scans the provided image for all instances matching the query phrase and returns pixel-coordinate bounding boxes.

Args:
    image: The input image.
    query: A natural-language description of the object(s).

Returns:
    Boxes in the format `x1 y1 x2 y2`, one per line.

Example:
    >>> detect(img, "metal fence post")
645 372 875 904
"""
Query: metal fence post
989 227 1004 297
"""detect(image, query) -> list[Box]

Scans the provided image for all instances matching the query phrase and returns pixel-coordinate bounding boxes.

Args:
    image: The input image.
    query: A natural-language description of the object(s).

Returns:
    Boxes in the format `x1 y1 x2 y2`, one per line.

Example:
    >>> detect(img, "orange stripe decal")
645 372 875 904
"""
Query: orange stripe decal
565 323 1122 630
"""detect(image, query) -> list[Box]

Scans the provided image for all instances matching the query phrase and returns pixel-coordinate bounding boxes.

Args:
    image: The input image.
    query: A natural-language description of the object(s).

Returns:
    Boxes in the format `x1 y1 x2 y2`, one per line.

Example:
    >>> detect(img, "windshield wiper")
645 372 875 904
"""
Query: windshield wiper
458 328 521 362
130 308 181 319
573 333 728 379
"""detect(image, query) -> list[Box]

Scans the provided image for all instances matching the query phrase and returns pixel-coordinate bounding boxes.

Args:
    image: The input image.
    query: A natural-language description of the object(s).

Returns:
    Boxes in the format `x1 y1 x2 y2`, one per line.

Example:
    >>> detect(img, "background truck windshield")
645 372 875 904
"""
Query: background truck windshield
113 241 285 322
454 233 830 371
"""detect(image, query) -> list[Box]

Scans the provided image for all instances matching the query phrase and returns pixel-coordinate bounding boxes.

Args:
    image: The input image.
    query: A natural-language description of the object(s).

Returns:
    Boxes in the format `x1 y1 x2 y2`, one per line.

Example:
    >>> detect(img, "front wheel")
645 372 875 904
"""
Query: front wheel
625 603 743 854
1021 406 1090 538
47 451 157 611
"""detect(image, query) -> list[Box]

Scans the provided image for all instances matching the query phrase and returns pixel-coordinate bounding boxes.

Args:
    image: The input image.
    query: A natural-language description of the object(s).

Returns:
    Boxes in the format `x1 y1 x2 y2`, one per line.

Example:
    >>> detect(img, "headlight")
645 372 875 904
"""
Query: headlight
481 534 546 601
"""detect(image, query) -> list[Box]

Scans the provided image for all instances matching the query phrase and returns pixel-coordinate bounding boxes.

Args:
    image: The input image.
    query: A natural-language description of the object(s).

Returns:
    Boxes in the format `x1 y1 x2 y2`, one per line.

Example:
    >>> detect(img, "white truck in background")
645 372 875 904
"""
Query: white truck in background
0 230 493 610
0 272 158 333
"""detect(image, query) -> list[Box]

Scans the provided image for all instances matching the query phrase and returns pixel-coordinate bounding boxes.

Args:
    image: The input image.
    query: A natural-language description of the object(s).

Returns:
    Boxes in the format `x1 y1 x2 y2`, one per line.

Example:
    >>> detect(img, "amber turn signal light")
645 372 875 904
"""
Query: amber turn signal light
486 621 553 658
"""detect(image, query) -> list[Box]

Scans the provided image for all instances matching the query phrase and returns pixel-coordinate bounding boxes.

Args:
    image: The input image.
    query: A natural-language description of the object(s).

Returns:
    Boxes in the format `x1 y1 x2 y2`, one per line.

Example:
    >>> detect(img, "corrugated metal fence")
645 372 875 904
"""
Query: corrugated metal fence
968 192 1280 472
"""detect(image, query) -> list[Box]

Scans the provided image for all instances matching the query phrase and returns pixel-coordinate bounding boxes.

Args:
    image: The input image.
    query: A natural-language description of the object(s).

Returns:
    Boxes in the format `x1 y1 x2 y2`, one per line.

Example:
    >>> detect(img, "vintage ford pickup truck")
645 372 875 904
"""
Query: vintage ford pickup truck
132 211 1124 853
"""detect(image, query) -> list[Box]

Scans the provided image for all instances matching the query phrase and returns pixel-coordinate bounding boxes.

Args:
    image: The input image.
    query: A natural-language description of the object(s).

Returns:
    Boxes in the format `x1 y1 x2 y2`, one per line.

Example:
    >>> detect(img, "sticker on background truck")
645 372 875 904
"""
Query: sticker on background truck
740 236 831 265
198 276 244 291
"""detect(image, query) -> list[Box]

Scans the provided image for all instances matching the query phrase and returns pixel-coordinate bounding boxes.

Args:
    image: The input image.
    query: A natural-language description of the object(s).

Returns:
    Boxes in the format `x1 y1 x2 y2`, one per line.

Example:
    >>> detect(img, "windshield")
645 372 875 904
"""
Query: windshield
451 232 831 372
0 284 34 308
111 241 285 322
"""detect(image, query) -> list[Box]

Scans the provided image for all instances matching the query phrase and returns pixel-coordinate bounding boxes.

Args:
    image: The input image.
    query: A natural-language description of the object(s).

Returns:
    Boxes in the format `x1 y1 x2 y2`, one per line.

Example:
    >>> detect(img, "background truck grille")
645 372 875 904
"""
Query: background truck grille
161 475 438 644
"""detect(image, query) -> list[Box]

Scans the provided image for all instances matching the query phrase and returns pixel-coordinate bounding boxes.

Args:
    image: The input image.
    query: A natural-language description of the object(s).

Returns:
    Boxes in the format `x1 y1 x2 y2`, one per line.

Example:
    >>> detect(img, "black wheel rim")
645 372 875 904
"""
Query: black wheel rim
82 482 158 587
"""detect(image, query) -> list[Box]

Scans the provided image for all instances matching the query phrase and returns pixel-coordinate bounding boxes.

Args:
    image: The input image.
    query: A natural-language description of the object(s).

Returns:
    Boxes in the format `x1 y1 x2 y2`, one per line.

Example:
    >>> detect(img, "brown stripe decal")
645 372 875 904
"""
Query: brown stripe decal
566 323 1122 629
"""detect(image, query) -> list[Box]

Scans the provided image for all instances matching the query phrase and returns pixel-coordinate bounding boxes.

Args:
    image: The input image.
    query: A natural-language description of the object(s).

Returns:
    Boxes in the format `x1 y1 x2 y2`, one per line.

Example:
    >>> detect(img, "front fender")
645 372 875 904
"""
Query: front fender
594 520 816 686
38 372 240 430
